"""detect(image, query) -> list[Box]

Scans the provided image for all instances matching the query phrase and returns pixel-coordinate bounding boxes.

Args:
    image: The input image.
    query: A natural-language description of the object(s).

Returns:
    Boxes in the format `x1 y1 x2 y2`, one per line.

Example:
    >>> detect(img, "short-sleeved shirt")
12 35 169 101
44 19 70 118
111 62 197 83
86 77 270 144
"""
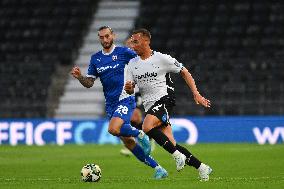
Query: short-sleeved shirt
125 51 183 111
87 45 137 109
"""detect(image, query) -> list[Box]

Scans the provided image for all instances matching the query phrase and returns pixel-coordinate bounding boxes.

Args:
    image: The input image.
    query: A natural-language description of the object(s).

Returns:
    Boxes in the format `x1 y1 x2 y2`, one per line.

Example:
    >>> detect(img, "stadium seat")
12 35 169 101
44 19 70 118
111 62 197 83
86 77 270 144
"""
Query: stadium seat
135 0 284 115
0 0 98 118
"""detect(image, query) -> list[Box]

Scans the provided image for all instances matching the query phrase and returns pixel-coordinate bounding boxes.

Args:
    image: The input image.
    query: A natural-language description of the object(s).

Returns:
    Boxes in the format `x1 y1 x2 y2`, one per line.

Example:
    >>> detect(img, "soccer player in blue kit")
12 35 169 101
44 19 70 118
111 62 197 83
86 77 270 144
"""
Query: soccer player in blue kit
71 26 167 179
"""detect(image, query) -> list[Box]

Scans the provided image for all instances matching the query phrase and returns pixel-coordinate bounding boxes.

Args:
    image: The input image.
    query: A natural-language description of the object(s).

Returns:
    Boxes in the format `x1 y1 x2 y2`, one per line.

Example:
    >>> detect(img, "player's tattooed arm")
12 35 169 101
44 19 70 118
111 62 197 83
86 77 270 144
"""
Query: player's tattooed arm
77 76 95 88
71 66 94 88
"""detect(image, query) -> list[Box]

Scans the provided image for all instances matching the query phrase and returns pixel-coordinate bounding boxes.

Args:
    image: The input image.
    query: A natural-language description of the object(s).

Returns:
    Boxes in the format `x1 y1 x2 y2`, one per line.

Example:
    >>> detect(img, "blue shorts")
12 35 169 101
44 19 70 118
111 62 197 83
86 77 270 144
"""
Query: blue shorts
106 97 136 124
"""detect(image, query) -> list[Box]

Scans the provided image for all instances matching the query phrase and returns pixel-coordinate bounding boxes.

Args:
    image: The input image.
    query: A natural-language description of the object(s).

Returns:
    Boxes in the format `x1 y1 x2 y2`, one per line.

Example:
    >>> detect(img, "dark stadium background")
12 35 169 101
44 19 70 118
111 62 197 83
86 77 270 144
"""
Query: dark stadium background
0 1 283 188
1 0 283 118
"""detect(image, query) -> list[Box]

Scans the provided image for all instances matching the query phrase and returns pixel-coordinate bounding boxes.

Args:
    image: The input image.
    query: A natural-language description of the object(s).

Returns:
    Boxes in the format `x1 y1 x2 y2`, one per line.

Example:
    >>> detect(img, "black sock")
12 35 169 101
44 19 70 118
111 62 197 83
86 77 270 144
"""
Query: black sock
176 144 201 169
146 127 176 154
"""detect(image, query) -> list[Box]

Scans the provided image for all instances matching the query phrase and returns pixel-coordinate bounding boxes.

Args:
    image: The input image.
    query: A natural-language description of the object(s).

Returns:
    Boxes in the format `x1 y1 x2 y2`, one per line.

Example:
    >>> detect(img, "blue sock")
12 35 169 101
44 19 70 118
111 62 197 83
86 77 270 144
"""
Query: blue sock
144 155 159 168
120 124 140 137
131 144 158 168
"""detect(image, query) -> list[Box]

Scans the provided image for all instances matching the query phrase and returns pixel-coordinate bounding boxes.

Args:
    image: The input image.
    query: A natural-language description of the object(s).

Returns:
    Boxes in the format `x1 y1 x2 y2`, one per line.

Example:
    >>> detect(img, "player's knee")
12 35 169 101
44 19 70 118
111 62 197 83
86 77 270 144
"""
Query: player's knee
142 124 152 133
108 126 120 136
143 115 162 133
108 117 124 136
142 121 155 133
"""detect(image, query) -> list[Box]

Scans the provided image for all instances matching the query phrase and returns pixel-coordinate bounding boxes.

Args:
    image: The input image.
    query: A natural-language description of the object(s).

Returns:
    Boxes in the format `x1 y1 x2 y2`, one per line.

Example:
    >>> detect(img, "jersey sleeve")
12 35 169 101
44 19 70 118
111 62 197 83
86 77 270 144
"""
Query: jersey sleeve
86 56 98 79
124 47 137 60
161 53 184 73
125 62 135 83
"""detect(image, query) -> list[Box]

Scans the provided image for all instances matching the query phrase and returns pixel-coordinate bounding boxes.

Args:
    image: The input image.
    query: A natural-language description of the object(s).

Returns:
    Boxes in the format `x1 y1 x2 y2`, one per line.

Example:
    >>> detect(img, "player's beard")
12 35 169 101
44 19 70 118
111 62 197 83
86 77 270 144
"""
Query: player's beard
101 40 113 49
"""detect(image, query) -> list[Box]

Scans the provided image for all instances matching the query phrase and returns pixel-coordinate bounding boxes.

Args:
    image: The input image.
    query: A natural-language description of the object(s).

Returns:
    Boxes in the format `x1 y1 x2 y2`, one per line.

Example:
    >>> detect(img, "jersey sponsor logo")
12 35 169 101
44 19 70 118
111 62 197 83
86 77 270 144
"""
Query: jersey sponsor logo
97 63 119 73
115 105 129 116
135 72 158 80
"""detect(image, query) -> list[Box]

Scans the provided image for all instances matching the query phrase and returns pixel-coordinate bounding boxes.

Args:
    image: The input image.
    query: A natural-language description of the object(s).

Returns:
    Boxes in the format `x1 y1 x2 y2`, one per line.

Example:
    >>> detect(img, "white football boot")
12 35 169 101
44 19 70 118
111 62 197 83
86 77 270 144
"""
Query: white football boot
198 163 213 181
173 151 186 171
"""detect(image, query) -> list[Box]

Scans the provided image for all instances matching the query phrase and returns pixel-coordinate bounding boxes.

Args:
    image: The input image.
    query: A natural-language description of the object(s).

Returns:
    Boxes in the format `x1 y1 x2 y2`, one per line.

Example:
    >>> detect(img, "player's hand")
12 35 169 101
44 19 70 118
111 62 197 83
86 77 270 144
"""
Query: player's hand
194 93 211 108
71 66 82 79
124 80 135 94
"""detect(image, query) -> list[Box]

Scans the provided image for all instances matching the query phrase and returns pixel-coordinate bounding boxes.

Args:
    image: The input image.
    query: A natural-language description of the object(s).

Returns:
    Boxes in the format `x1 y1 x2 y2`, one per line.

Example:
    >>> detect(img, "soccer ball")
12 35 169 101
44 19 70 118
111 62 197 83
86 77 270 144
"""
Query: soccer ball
81 163 102 182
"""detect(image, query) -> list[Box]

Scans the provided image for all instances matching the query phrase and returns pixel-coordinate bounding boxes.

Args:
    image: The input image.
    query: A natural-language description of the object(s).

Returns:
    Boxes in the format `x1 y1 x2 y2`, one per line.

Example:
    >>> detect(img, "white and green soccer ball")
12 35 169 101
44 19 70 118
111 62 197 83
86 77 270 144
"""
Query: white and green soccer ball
81 163 102 182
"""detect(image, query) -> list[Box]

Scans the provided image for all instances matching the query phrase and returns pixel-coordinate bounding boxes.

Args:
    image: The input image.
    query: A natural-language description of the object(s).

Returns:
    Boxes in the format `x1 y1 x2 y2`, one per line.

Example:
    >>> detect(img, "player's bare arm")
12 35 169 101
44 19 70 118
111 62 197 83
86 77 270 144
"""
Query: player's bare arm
180 67 211 108
71 66 95 88
124 81 135 94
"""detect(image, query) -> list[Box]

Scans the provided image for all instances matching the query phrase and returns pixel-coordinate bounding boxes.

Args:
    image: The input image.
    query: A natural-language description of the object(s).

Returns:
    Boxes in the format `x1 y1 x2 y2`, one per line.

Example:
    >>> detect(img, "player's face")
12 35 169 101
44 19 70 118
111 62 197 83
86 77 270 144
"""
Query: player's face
124 38 133 49
130 33 147 56
98 28 114 49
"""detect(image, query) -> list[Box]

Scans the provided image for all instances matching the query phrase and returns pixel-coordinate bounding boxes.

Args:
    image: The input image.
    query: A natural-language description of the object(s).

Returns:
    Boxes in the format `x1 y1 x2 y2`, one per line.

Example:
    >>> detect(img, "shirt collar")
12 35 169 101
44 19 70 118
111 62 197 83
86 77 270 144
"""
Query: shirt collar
102 45 116 55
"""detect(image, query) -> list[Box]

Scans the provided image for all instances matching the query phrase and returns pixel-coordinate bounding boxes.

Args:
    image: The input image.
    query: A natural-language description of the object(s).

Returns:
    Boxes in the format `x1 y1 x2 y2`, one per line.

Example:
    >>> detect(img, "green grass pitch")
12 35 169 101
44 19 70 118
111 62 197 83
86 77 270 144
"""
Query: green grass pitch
0 144 283 189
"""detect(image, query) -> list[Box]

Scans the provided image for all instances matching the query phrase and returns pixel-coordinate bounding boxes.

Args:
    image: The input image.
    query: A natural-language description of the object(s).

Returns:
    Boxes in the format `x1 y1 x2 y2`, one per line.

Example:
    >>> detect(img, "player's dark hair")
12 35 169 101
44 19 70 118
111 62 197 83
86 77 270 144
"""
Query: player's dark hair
132 28 151 39
98 26 113 33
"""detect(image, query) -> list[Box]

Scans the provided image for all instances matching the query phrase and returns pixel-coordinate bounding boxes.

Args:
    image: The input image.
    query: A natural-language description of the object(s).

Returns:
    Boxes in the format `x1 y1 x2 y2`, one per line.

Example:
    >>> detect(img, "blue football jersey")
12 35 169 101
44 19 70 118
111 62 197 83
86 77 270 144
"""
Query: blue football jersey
86 46 137 107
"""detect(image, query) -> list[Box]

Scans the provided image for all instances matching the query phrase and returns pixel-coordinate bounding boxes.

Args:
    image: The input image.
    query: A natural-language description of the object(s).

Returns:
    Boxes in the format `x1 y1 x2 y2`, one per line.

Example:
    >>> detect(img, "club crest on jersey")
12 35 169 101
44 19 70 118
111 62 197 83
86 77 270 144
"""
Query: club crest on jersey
112 55 118 61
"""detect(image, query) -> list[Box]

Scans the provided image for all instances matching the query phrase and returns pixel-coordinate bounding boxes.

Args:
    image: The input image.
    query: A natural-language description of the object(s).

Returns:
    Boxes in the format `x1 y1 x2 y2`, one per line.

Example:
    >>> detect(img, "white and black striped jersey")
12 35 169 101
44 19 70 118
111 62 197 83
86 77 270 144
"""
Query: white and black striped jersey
125 51 184 111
